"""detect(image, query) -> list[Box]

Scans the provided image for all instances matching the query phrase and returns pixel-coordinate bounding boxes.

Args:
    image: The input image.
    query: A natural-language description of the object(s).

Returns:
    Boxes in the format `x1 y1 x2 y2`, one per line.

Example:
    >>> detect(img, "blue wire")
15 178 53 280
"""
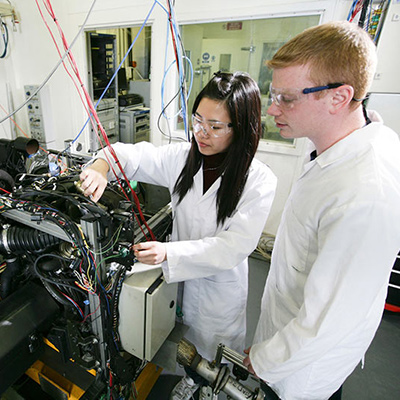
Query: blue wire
347 0 358 21
53 0 174 320
161 57 193 120
167 3 190 138
63 0 188 157
81 245 111 314
161 17 171 117
186 57 194 97
65 296 84 318
159 5 193 141
154 0 169 14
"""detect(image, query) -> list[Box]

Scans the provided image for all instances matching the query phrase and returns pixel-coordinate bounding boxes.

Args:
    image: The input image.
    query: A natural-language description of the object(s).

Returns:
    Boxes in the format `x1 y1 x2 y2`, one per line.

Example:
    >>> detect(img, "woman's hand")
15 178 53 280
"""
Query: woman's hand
133 241 167 265
79 159 109 202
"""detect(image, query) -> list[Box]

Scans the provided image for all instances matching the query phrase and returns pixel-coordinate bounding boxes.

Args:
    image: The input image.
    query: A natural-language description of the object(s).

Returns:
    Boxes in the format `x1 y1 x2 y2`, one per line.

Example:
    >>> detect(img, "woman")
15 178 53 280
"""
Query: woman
80 71 277 400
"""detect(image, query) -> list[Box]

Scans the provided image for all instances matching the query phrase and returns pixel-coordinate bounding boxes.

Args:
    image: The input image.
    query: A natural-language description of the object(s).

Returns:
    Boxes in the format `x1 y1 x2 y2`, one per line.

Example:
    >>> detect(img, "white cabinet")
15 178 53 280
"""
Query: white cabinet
119 106 150 144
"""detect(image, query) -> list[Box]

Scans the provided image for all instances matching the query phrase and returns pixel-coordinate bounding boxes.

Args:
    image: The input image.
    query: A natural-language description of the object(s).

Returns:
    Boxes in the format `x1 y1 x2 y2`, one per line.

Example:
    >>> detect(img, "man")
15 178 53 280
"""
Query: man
243 21 400 400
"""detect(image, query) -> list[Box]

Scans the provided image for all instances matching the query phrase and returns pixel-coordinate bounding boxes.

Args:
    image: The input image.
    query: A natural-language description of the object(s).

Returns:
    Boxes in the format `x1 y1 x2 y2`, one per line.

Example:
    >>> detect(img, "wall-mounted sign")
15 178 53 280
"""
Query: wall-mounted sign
226 22 242 31
202 52 210 61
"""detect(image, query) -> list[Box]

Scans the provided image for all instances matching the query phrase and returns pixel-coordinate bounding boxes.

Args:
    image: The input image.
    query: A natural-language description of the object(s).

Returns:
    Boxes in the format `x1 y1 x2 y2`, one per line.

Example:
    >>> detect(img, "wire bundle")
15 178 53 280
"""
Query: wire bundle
159 0 193 142
347 0 391 43
0 176 136 395
36 0 156 241
0 192 98 309
0 1 191 397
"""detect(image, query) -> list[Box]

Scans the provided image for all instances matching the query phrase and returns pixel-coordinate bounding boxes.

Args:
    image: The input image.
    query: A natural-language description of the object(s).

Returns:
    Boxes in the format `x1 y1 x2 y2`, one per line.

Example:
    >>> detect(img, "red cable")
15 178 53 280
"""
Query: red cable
37 0 155 241
385 303 400 313
35 1 96 133
47 0 154 239
0 187 11 195
167 0 180 72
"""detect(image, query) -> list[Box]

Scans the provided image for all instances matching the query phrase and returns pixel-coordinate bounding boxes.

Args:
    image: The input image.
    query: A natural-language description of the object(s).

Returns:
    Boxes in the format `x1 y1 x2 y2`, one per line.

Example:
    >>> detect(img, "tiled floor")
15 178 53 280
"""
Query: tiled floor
147 254 400 400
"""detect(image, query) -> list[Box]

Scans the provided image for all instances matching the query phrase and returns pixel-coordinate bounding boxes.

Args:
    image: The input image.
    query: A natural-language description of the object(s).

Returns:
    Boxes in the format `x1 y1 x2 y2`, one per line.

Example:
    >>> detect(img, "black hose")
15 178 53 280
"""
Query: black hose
0 257 20 299
0 226 62 254
358 0 371 28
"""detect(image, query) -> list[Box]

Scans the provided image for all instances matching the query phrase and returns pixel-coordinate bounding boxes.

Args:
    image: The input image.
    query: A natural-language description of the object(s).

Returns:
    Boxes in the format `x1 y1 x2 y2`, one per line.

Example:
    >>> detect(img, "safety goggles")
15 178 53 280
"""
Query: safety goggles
191 114 233 138
269 82 344 110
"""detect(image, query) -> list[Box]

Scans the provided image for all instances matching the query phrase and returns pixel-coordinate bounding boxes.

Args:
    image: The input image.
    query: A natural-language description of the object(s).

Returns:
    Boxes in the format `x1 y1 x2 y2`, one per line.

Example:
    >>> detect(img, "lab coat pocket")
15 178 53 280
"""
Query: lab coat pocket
198 276 246 327
279 207 309 274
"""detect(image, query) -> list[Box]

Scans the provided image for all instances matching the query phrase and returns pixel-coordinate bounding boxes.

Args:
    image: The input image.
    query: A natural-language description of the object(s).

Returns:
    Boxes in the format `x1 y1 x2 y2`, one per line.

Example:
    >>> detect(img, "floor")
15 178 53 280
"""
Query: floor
147 254 400 400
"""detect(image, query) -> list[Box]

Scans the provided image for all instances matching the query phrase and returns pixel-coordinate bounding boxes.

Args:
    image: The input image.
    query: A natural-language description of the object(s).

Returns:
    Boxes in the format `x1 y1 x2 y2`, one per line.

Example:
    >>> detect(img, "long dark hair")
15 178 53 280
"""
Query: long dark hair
173 71 262 225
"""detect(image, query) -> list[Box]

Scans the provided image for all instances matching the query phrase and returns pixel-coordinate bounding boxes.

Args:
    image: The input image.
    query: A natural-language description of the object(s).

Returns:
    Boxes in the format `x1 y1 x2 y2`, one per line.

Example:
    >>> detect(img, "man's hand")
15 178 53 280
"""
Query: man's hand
133 241 167 265
243 347 257 375
79 159 109 203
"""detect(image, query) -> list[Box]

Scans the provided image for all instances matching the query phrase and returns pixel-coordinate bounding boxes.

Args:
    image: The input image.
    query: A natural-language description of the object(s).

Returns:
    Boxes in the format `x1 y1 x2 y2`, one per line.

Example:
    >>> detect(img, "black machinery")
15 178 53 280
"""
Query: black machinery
0 143 173 399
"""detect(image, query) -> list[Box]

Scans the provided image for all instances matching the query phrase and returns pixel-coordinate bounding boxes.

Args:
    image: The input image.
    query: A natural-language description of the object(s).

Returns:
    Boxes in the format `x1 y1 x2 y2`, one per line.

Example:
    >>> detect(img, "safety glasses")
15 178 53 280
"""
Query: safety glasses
269 82 344 110
191 114 233 138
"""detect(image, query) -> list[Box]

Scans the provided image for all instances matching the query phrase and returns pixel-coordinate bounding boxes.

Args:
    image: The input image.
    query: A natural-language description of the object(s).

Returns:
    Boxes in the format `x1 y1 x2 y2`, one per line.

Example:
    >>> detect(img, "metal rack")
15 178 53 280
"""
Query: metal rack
87 32 119 152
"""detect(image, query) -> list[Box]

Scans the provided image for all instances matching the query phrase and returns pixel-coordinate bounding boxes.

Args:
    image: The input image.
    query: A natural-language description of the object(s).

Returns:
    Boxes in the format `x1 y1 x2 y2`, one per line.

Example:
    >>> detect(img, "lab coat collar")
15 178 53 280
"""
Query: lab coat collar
313 120 382 169
298 120 383 179
193 167 221 201
303 110 384 171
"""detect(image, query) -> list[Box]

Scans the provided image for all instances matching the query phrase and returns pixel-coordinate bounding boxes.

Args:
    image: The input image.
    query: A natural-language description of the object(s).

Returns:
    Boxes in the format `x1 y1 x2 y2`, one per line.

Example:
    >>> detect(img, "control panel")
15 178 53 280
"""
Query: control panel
24 85 55 147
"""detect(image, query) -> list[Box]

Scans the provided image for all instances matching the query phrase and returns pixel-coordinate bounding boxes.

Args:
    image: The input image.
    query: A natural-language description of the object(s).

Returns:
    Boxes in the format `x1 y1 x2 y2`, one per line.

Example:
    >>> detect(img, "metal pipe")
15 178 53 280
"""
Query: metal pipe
177 338 265 400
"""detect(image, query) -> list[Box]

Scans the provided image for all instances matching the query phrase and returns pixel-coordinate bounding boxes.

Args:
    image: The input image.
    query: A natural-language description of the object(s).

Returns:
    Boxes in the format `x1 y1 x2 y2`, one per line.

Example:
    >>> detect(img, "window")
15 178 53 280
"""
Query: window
86 26 152 150
180 15 320 145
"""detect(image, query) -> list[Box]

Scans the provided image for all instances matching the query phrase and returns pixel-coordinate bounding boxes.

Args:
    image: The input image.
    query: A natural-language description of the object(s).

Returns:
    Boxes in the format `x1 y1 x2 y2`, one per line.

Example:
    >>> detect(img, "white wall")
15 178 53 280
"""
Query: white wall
0 61 14 139
0 0 352 235
370 1 400 93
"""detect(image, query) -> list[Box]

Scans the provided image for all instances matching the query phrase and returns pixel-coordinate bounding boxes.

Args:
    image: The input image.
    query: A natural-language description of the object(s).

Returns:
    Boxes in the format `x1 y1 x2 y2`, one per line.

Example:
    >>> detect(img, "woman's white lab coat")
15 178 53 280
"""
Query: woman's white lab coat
97 141 277 359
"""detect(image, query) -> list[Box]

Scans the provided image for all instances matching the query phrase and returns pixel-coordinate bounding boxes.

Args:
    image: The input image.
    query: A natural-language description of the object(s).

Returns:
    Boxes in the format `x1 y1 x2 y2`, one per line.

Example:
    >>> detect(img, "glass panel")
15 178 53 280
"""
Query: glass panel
87 26 152 147
180 14 320 145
